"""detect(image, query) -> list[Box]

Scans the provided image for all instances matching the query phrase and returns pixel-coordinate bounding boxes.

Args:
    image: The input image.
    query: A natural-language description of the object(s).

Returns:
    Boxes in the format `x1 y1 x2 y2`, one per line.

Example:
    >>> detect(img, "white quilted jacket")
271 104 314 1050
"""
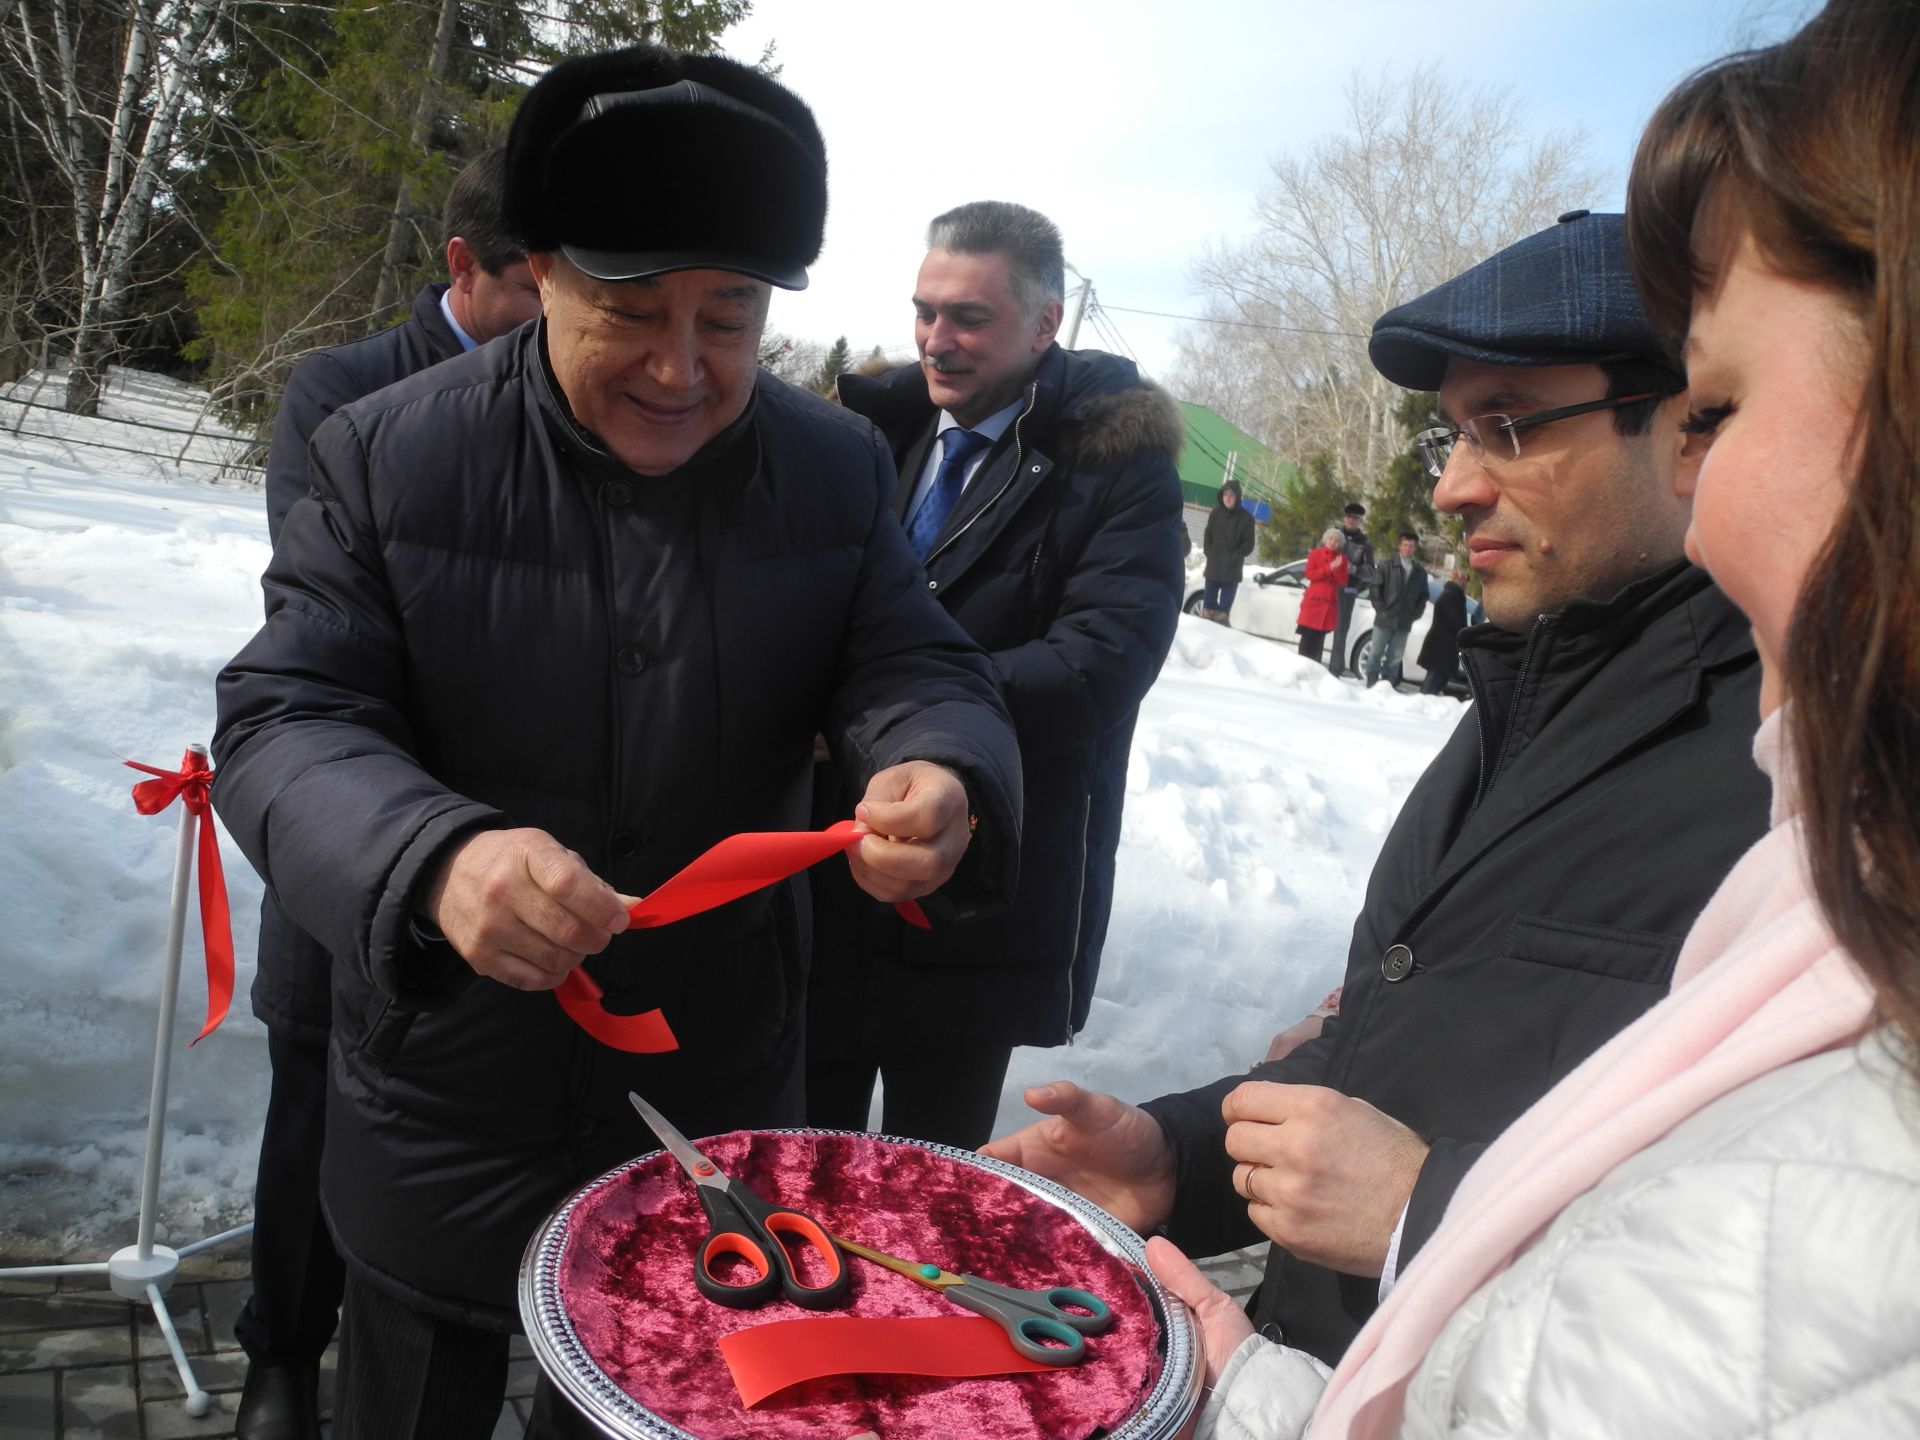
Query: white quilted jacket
1200 1033 1920 1439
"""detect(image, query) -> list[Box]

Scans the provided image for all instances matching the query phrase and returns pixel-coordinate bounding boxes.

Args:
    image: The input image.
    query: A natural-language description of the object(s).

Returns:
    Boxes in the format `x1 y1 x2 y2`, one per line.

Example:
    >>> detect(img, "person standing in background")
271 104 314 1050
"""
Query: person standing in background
812 200 1184 1150
1418 570 1472 695
235 145 540 1440
1296 526 1348 665
1328 502 1376 675
1202 479 1256 622
1363 532 1429 688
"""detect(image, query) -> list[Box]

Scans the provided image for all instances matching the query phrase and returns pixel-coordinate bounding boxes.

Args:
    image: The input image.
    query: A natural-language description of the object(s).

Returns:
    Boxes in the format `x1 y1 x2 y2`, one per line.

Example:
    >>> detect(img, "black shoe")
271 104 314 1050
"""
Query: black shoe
236 1360 322 1440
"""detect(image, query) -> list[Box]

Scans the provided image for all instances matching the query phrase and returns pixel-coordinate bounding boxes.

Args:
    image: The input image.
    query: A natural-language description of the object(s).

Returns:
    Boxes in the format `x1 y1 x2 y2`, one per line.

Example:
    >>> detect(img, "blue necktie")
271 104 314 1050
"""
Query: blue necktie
907 428 990 562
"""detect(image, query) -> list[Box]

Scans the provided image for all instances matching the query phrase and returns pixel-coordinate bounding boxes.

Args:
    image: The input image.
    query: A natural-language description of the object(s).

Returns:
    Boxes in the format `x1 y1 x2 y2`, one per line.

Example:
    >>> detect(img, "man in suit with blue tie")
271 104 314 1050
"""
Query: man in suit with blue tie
809 201 1188 1148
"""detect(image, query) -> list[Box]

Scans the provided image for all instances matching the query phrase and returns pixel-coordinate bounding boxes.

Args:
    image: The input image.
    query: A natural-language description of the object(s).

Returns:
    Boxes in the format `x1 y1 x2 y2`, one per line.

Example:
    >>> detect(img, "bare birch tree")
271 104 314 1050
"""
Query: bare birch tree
1176 67 1600 491
2 0 232 414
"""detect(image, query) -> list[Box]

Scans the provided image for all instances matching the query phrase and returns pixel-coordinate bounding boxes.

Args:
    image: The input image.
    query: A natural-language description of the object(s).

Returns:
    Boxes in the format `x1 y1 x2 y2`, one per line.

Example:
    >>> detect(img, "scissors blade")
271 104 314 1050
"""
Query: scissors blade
628 1091 729 1194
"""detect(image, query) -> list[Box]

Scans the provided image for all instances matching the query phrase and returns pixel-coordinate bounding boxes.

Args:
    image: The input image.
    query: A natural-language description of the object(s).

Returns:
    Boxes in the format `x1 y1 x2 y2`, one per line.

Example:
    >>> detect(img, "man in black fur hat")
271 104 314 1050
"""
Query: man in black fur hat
808 200 1186 1150
212 46 1021 1437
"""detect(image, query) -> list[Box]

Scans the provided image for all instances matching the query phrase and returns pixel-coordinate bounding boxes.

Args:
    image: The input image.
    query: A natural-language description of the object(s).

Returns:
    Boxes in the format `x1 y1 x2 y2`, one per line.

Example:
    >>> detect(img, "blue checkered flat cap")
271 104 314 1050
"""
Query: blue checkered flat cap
1368 211 1670 390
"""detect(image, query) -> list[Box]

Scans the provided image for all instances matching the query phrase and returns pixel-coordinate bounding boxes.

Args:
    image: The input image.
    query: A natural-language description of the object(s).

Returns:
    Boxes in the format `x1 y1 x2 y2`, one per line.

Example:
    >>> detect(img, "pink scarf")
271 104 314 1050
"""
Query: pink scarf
1309 708 1879 1438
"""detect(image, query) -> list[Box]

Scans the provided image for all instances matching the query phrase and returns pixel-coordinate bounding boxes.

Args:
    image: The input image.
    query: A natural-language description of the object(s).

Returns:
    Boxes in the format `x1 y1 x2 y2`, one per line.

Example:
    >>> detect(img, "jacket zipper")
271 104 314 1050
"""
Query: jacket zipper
925 381 1041 566
1474 616 1549 806
1061 792 1093 1045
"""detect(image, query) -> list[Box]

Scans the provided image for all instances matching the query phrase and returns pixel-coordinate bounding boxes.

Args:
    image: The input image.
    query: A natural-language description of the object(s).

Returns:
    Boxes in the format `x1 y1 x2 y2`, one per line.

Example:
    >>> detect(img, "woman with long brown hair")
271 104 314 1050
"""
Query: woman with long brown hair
1144 2 1920 1433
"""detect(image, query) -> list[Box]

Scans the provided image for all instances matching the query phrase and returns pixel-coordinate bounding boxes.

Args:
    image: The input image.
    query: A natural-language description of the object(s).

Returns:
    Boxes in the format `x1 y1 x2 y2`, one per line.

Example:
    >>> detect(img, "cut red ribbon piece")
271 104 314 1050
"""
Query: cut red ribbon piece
554 968 679 1054
718 1315 1055 1407
558 820 932 1052
125 749 233 1045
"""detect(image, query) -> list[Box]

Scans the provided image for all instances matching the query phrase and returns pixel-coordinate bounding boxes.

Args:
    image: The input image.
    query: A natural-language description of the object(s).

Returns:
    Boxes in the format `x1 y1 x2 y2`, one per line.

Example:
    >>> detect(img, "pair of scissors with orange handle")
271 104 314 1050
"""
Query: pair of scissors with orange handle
831 1234 1113 1366
628 1092 849 1311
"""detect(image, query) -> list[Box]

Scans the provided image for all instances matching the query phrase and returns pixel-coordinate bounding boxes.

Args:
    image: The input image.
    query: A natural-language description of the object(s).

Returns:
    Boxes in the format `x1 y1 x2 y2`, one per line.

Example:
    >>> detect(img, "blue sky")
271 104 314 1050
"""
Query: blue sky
720 0 1819 379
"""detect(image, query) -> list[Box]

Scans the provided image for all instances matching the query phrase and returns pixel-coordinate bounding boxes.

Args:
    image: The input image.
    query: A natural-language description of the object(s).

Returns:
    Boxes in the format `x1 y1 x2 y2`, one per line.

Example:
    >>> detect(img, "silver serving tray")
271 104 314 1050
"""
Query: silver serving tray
519 1127 1203 1439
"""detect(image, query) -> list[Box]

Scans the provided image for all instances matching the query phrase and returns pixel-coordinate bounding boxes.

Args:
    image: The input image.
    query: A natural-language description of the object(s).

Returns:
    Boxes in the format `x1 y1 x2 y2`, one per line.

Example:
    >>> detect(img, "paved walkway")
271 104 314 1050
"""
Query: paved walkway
0 1244 1268 1437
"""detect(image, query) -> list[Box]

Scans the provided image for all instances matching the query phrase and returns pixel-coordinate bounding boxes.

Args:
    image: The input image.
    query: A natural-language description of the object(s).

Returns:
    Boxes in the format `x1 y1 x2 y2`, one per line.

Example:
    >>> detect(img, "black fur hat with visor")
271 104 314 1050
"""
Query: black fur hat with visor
504 45 827 291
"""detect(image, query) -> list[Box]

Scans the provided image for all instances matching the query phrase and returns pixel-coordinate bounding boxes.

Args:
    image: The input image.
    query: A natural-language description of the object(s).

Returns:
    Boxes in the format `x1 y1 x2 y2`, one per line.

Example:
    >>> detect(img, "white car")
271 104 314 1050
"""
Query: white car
1182 559 1470 693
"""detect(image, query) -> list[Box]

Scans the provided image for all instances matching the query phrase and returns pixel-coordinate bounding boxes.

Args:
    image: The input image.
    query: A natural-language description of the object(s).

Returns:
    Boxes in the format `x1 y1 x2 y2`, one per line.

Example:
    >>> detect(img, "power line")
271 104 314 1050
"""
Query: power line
1096 304 1367 341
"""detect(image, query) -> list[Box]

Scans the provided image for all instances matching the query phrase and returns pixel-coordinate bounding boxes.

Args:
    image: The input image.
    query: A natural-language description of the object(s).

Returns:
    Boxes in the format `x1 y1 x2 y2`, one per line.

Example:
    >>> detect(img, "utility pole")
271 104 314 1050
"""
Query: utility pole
1063 271 1092 350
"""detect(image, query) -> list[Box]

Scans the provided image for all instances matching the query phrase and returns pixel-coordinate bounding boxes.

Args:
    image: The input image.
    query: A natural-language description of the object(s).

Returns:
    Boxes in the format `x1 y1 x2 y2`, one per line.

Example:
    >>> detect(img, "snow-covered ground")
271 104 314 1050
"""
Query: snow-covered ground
0 366 1459 1259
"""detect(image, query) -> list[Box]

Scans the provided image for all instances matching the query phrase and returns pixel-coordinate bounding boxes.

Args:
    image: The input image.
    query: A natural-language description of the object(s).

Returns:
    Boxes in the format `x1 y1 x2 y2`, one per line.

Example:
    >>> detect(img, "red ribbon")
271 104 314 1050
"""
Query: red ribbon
718 1315 1054 1407
557 820 930 1053
125 750 233 1046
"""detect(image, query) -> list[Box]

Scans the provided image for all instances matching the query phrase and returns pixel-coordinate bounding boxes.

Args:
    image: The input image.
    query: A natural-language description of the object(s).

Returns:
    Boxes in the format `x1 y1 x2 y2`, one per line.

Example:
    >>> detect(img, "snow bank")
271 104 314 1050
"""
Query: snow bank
0 367 1458 1258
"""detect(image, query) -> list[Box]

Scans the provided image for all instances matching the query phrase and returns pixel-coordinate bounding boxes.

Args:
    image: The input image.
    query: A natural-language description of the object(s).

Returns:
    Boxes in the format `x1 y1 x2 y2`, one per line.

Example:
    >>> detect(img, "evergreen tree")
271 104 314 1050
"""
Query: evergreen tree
811 335 851 395
186 0 752 419
1364 389 1443 552
1257 450 1349 564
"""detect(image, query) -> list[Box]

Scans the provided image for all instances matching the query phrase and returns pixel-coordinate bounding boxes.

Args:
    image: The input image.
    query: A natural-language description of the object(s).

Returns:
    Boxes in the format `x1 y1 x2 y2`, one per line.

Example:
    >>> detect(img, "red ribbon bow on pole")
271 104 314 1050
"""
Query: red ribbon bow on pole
555 820 930 1053
125 749 234 1045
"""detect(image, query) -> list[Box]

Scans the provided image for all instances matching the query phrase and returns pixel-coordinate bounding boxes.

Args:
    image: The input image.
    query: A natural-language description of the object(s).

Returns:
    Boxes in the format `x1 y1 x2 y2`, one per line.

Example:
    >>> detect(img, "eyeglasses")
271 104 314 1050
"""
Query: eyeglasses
1415 393 1670 479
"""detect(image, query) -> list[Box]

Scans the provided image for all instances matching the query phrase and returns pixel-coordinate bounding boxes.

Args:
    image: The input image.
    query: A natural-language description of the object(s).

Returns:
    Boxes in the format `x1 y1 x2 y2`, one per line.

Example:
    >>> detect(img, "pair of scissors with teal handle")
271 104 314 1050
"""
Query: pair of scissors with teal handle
832 1234 1113 1366
628 1092 849 1311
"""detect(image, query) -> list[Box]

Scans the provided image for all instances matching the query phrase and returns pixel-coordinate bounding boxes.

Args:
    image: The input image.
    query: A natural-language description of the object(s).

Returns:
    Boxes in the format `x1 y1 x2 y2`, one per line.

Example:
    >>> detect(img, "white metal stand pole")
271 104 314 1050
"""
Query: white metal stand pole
0 741 248 1419
135 777 197 1258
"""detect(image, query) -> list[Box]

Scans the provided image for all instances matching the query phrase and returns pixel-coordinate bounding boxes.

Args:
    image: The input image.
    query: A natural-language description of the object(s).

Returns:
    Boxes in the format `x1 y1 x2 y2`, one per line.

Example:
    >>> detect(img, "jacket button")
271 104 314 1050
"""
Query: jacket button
611 830 641 857
605 482 632 508
570 1117 597 1140
927 579 938 591
616 646 649 676
1381 944 1415 982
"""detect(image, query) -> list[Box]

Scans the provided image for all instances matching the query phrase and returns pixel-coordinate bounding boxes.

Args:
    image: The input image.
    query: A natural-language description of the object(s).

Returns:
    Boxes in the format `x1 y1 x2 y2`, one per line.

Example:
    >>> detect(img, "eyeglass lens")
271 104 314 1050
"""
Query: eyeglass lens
1417 416 1522 478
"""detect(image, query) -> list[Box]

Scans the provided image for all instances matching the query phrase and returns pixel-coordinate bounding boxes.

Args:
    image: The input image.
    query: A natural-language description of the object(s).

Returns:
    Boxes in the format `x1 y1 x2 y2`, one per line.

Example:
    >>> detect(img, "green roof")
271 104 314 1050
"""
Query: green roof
1176 402 1299 512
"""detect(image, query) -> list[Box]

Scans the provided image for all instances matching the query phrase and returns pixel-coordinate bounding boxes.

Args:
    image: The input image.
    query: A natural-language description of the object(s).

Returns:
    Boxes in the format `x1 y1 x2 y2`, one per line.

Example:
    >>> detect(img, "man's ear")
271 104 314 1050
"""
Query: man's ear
1033 296 1064 353
525 250 559 304
446 236 478 293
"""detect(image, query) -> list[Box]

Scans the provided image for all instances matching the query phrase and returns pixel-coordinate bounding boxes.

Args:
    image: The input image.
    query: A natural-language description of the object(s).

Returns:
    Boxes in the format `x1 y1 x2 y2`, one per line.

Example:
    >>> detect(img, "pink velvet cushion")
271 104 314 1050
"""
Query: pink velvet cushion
554 1130 1164 1437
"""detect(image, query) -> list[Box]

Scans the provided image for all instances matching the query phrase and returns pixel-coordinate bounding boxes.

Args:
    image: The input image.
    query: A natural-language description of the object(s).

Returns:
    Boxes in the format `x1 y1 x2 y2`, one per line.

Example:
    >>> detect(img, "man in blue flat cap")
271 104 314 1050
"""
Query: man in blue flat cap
985 210 1772 1363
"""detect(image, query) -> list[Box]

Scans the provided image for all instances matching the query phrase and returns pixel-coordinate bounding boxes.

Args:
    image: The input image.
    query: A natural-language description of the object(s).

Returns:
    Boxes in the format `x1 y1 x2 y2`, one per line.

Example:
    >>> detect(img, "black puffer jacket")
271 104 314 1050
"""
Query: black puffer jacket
816 346 1185 1047
1142 562 1769 1364
212 324 1022 1327
253 282 469 1044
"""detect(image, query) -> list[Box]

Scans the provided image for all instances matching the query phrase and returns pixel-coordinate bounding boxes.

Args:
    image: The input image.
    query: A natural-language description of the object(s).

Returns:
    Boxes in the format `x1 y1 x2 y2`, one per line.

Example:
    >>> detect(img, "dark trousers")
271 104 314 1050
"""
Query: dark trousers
234 1027 345 1363
1202 579 1239 616
333 1040 805 1438
1421 656 1460 694
335 1275 604 1440
1296 628 1327 664
1329 589 1358 675
807 1044 1015 1151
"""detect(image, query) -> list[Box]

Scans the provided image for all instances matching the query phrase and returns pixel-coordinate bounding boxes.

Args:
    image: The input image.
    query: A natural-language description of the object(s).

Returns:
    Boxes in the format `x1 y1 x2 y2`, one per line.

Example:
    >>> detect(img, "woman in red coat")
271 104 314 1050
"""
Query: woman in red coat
1296 526 1348 665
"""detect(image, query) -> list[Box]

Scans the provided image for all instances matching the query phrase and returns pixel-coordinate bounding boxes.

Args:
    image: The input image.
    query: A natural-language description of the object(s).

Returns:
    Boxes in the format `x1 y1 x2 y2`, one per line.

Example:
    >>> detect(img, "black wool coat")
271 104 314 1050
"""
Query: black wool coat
1417 580 1471 674
212 324 1022 1327
1202 498 1256 583
253 282 470 1044
1141 562 1770 1364
815 346 1186 1049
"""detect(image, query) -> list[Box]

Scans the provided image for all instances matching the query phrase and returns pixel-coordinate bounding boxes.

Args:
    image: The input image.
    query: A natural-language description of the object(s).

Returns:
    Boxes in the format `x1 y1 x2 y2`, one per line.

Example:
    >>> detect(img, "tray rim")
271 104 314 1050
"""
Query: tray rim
517 1125 1204 1440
